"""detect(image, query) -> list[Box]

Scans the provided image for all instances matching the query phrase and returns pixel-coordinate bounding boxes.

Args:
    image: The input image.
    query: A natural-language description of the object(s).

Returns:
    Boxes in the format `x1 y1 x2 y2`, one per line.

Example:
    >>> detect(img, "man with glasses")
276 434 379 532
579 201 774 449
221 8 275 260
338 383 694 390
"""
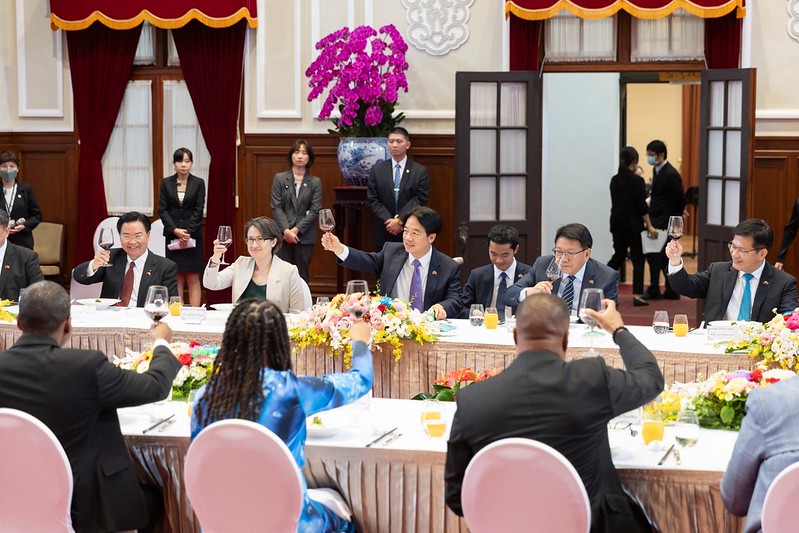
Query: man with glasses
503 223 619 315
666 218 797 323
74 211 178 306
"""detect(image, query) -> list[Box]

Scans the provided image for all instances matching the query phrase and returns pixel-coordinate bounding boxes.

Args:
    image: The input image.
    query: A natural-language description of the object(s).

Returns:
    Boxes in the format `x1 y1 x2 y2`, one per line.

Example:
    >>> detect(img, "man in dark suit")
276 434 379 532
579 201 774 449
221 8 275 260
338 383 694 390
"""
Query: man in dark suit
0 211 43 300
0 150 43 250
503 223 619 314
367 127 430 250
322 207 462 319
644 139 687 300
73 211 179 306
445 294 663 531
667 218 798 323
460 224 531 318
0 281 182 532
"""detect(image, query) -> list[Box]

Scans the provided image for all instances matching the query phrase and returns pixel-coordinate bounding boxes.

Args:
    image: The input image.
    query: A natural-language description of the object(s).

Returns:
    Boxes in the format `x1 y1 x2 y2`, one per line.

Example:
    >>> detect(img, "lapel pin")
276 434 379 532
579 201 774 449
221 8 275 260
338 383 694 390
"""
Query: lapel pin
517 273 523 279
432 271 438 276
3 265 9 269
145 271 152 276
588 279 595 284
763 280 769 285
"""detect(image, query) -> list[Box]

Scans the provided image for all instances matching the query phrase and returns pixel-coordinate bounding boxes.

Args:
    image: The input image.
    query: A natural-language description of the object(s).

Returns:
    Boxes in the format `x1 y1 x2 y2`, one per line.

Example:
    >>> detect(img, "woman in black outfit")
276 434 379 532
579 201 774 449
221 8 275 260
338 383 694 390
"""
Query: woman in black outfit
158 148 206 307
0 151 42 250
607 146 656 306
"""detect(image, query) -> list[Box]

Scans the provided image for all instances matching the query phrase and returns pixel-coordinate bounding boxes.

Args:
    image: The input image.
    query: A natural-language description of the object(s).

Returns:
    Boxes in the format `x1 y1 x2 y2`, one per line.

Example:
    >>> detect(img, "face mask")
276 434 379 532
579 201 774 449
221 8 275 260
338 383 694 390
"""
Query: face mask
646 155 657 166
0 169 17 182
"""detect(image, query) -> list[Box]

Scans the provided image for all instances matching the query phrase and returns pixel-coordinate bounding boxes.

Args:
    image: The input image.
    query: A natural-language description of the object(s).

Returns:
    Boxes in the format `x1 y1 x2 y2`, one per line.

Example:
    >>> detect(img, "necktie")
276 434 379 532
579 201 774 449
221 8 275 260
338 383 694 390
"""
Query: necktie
737 273 754 321
120 262 135 307
496 272 508 317
393 163 402 210
562 275 576 312
410 259 423 312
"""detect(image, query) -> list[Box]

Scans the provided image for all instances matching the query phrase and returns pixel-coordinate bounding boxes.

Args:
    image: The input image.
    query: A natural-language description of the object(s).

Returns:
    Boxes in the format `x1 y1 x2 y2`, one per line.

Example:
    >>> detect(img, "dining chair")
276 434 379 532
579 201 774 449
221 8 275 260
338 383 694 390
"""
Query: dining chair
32 221 65 281
761 460 799 532
0 408 74 532
185 419 351 532
461 437 590 533
149 219 166 257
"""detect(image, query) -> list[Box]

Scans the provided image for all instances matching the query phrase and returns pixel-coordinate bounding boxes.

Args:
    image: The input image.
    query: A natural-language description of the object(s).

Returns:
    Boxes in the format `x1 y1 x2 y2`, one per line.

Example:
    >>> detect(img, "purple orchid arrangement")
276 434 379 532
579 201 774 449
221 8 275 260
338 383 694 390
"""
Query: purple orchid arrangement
306 24 409 137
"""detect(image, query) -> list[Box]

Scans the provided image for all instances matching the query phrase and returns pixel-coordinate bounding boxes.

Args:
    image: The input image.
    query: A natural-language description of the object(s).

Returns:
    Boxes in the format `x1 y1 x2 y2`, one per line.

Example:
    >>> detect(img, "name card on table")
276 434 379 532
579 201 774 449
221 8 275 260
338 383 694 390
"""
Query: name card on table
180 306 206 324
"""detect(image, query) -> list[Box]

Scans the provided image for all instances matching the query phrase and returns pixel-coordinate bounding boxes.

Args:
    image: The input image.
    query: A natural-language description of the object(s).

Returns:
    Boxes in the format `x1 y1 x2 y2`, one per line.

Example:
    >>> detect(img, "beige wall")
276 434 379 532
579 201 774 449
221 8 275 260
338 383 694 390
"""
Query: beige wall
626 83 684 182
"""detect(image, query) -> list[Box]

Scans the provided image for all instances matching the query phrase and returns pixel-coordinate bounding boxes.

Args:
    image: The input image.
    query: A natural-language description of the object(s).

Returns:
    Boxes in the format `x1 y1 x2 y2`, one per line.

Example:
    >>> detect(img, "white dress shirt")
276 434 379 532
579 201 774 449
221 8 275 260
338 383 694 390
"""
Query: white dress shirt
335 245 432 304
724 261 766 321
492 260 517 308
86 250 150 307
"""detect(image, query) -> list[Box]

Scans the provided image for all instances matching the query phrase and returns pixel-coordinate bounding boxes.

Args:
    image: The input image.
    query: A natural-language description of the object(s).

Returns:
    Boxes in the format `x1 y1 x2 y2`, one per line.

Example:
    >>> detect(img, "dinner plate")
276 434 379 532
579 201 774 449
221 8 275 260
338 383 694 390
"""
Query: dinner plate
76 298 120 310
210 303 235 312
306 417 340 439
118 413 150 429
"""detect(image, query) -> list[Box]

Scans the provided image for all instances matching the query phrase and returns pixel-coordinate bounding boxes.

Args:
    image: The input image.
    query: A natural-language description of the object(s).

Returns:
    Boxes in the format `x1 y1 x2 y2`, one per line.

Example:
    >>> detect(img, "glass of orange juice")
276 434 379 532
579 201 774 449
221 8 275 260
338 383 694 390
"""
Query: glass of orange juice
421 400 447 438
673 314 689 337
641 412 665 445
484 307 499 330
187 390 197 419
169 296 183 316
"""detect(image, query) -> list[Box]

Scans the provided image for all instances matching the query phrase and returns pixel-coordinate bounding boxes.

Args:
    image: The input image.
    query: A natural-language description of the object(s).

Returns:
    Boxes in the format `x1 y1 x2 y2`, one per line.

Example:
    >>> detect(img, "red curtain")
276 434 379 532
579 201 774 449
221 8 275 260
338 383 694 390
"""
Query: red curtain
509 16 543 71
705 12 741 69
172 20 246 304
505 0 745 19
67 23 142 262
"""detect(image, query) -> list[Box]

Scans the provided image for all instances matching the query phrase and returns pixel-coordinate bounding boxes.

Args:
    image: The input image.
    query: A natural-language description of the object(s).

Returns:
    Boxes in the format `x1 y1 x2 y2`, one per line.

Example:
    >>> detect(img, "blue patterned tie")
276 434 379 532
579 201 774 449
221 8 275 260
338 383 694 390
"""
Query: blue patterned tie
496 272 508 317
410 259 423 311
562 275 576 312
393 163 402 210
737 273 754 321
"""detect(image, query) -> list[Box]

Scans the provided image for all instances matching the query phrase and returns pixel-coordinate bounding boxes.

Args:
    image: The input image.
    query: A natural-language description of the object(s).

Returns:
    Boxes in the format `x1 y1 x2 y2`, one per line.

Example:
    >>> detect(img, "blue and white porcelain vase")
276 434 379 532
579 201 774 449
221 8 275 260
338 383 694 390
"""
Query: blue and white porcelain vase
337 137 389 187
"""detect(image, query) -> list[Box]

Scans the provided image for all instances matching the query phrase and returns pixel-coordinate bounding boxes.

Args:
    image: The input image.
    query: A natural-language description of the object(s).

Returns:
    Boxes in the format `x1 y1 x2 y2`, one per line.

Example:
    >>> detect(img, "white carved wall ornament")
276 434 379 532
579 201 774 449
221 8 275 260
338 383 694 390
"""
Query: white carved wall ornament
789 0 799 43
401 0 474 57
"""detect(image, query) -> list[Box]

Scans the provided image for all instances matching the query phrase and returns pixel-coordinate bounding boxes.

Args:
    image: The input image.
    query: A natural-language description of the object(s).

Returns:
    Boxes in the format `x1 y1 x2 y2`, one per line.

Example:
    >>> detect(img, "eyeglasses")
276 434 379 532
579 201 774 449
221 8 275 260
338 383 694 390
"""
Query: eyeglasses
246 237 272 245
608 421 639 437
120 232 146 241
728 242 764 255
552 248 588 259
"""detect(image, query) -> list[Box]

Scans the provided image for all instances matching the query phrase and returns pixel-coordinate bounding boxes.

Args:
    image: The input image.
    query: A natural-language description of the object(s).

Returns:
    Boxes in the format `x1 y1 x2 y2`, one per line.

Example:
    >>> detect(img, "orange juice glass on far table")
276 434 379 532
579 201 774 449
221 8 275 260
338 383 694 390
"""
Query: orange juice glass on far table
673 314 689 337
641 414 665 445
169 296 183 316
484 307 499 329
421 400 447 438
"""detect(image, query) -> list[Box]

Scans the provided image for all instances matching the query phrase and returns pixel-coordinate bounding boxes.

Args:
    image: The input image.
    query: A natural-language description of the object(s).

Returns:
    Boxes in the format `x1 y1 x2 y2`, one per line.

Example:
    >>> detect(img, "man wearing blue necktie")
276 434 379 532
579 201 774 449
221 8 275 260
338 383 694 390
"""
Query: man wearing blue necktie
666 218 798 323
366 127 430 251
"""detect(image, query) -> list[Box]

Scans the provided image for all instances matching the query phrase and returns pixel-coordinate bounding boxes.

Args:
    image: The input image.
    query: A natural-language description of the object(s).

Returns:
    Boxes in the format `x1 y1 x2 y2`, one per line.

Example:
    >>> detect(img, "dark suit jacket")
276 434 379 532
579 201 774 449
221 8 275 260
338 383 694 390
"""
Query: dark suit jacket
270 170 323 244
2 181 42 250
366 158 430 250
668 261 798 323
158 174 206 240
341 243 463 318
459 261 532 318
777 197 799 263
503 256 619 308
0 334 181 532
445 330 663 532
648 161 686 229
0 242 44 300
73 249 179 305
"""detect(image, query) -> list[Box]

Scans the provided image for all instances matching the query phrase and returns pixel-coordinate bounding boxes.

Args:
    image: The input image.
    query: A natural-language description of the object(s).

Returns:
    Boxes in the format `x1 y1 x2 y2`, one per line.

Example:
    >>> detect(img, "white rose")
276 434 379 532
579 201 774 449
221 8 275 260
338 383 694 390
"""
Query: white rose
136 360 150 373
173 366 190 387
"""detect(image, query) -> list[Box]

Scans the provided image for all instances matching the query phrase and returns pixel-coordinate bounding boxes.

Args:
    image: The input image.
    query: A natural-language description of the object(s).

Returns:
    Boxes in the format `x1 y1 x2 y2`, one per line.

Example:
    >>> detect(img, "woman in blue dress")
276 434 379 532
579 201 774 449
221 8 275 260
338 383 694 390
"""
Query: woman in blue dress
191 298 373 532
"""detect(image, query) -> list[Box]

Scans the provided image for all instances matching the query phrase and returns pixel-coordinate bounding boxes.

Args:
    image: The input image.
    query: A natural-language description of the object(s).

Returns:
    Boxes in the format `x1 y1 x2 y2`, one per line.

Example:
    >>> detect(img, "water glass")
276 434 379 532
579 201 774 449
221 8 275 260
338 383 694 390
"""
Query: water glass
316 296 330 307
652 310 670 334
504 307 515 332
675 408 700 447
469 304 484 327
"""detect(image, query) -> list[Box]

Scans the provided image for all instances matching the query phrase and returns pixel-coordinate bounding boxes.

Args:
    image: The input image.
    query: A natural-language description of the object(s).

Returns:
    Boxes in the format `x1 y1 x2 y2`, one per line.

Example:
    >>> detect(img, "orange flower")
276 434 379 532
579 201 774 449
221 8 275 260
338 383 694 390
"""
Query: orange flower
475 368 503 382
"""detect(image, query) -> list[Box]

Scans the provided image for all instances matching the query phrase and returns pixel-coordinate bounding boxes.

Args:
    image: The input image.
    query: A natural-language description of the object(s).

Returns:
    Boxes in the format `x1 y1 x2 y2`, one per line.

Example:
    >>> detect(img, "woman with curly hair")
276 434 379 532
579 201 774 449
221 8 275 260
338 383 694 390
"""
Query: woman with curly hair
191 299 373 532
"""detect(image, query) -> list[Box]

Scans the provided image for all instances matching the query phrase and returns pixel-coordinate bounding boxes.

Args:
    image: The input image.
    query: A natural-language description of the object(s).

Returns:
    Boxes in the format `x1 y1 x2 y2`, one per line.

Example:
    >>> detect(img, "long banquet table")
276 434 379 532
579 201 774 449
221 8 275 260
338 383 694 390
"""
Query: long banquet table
122 399 745 533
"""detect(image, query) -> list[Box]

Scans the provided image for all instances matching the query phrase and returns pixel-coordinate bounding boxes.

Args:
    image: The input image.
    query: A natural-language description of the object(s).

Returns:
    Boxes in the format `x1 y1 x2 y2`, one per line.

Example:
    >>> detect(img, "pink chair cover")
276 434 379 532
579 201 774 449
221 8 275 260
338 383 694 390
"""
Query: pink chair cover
0 408 74 532
762 461 799 532
461 437 590 533
185 419 305 533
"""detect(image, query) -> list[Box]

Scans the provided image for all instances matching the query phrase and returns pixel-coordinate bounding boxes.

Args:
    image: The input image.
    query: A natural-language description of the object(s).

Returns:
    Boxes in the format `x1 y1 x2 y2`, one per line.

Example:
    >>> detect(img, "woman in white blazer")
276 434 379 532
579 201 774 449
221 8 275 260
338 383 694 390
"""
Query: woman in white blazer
203 217 311 312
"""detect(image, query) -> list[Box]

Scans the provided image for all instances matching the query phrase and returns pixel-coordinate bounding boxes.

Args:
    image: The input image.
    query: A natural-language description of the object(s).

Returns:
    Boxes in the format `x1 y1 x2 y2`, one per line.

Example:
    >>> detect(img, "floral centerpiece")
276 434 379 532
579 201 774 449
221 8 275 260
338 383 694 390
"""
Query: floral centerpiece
0 299 15 323
115 341 219 401
287 293 438 365
725 309 799 370
412 367 503 401
306 24 409 137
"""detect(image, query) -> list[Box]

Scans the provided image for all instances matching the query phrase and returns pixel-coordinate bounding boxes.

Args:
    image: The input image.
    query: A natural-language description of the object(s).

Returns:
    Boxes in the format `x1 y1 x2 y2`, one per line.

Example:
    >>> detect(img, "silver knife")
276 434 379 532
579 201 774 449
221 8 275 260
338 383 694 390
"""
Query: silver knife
365 427 398 448
658 444 675 465
157 417 177 432
142 414 175 434
381 432 402 446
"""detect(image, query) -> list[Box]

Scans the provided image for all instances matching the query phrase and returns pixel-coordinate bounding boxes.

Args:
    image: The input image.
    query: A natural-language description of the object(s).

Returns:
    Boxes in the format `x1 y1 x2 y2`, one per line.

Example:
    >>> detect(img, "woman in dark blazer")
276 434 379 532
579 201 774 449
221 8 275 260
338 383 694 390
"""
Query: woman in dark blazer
0 151 42 250
270 139 322 282
157 148 206 307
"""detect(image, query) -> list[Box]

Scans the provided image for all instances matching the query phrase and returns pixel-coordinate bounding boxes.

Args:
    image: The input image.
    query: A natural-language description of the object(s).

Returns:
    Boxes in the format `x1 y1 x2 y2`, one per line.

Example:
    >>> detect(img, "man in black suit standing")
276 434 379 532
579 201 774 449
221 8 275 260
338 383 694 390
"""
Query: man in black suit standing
73 211 178 306
460 224 531 318
0 211 43 300
367 127 430 250
445 294 662 531
667 218 798 323
503 223 619 314
644 139 687 300
0 281 182 532
322 207 462 319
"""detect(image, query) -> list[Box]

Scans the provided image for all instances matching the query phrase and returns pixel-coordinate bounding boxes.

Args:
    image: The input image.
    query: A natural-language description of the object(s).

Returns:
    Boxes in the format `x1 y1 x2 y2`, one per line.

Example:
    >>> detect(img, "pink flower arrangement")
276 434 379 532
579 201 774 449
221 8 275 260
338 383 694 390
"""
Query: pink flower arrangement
726 309 799 370
305 25 409 137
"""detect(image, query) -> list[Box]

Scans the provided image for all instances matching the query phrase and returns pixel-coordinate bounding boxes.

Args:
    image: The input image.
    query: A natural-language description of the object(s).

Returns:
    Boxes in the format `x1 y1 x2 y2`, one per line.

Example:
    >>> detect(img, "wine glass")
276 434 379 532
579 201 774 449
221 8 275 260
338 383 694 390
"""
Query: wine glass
667 216 685 240
652 310 670 334
344 280 369 320
469 304 484 327
578 288 606 357
217 225 233 265
674 408 700 447
143 285 169 325
97 227 115 267
545 256 561 283
319 209 335 233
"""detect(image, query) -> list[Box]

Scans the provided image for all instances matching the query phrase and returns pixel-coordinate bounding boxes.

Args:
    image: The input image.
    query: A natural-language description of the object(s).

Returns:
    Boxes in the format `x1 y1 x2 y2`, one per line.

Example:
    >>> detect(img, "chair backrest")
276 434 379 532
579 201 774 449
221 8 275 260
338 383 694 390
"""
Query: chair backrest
69 275 102 300
0 408 74 532
93 216 121 253
185 419 304 533
149 219 166 257
762 461 799 532
462 438 591 533
32 222 65 273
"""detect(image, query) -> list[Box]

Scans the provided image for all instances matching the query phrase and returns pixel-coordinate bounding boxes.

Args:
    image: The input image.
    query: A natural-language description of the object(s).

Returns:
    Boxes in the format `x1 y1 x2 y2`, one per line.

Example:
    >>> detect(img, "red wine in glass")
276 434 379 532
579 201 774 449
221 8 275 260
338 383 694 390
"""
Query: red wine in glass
97 227 114 267
319 209 335 233
217 225 233 265
667 216 684 240
144 285 169 324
